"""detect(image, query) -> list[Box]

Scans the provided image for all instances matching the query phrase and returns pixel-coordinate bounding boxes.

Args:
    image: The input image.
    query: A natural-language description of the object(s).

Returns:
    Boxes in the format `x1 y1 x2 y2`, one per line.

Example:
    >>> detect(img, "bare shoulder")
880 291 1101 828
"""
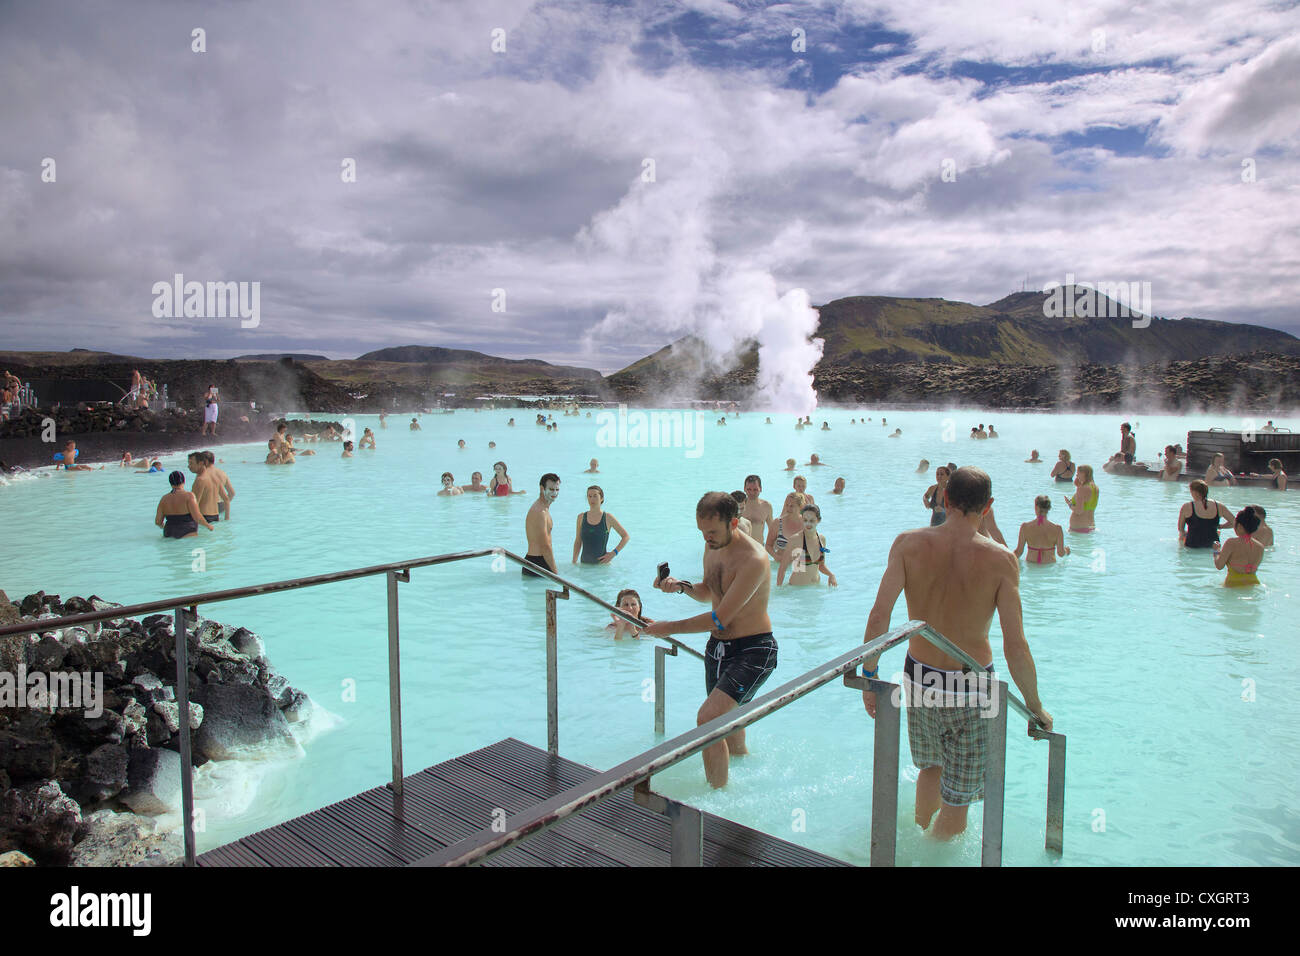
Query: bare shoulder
975 532 1018 567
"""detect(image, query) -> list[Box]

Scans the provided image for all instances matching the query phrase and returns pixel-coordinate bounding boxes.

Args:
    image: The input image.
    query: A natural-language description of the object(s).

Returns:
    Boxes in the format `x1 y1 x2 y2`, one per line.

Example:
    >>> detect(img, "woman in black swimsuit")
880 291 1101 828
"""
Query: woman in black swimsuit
1178 479 1232 548
1267 458 1288 491
154 471 214 539
923 466 951 526
1050 449 1076 483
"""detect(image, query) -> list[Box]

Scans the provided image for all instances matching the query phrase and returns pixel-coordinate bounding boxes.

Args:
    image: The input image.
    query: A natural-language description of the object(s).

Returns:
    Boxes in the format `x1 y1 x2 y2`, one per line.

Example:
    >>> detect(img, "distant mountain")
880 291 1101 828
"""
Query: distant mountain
608 290 1300 390
236 353 329 361
345 345 602 381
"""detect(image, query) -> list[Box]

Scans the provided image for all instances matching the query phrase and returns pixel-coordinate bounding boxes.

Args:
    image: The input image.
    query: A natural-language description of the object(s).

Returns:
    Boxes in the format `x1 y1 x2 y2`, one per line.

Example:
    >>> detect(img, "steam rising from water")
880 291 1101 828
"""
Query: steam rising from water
580 160 823 414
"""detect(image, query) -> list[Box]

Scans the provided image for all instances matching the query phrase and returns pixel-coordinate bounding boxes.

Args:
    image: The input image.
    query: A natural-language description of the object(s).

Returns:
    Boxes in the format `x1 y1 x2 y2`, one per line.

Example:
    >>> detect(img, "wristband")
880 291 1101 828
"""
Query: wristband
612 548 619 556
711 611 724 631
863 666 879 679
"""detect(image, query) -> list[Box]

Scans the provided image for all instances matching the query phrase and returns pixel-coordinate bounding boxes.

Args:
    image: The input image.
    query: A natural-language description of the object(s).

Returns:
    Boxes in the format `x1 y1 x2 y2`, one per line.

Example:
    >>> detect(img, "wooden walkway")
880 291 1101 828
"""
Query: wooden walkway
199 737 849 867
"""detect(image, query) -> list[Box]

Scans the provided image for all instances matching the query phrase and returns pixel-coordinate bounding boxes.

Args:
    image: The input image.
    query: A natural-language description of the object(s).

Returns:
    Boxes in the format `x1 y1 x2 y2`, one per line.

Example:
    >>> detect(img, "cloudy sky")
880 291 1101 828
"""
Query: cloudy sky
1 0 1297 373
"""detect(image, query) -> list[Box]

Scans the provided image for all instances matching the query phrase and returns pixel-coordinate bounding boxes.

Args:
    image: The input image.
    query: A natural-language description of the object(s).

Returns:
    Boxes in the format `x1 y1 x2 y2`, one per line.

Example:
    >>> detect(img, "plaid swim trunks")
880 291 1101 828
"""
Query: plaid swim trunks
903 653 996 807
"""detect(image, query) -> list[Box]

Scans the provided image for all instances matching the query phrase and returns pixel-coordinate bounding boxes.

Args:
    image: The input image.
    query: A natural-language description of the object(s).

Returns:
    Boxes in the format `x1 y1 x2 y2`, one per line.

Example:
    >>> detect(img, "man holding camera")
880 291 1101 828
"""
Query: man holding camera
643 492 776 788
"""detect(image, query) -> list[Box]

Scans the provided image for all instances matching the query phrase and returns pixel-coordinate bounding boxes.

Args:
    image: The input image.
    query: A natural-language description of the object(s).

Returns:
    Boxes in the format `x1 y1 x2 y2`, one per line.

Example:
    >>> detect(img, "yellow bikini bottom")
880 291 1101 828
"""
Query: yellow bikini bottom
1224 568 1260 588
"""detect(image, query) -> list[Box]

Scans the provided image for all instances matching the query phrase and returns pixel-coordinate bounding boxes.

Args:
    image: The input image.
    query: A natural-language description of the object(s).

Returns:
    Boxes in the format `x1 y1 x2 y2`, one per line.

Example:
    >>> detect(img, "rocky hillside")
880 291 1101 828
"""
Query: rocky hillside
610 350 1300 410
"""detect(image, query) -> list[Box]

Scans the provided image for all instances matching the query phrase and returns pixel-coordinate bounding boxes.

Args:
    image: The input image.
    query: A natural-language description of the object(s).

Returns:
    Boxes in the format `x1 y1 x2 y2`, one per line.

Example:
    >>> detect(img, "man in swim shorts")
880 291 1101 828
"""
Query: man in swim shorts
188 452 225 523
523 473 561 577
740 475 774 548
859 466 1052 839
644 492 777 789
1119 422 1136 464
203 451 234 520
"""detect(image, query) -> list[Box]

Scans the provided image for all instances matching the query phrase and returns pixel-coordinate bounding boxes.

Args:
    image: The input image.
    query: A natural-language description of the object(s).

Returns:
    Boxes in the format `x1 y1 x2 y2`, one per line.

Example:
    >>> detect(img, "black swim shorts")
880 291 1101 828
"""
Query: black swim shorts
705 632 778 705
521 553 554 578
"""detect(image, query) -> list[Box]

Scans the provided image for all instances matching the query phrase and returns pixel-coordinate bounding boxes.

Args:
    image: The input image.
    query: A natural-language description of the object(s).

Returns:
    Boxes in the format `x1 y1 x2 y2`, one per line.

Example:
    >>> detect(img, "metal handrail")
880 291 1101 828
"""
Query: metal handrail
0 548 701 659
413 620 1065 867
1 548 703 865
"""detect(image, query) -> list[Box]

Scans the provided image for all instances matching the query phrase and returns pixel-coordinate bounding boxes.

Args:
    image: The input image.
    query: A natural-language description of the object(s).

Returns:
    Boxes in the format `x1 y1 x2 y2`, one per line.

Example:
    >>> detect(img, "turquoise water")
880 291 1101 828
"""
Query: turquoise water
3 409 1298 865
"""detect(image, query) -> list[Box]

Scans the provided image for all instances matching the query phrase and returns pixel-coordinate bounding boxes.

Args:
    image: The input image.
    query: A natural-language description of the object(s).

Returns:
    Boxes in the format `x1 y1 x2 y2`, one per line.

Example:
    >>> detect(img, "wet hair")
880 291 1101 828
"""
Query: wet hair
1059 449 1070 459
945 466 992 515
441 472 453 482
1076 464 1095 485
1248 503 1266 521
1235 507 1260 534
493 461 508 474
168 470 185 486
1189 479 1210 506
472 471 482 480
267 439 277 449
946 462 957 473
539 472 560 489
1034 494 1051 513
343 441 354 450
744 474 761 488
1268 458 1283 471
801 504 822 520
793 474 806 486
696 491 739 524
614 589 643 618
587 484 604 502
730 490 747 504
202 451 215 465
1121 422 1131 431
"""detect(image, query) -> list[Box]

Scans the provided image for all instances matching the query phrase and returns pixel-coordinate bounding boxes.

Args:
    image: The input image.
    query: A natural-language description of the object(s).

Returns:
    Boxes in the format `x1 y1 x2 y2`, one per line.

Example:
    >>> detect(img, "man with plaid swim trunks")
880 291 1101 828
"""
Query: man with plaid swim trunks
644 491 776 789
860 467 1053 840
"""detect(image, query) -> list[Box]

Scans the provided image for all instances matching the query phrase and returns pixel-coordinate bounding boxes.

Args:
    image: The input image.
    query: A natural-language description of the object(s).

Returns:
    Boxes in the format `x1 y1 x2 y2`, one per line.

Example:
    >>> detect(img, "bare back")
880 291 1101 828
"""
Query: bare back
192 470 220 514
897 524 1018 669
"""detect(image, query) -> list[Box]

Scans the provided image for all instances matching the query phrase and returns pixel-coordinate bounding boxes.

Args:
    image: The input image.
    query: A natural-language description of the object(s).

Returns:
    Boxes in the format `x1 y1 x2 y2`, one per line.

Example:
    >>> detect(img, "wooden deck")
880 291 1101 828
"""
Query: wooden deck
198 737 850 867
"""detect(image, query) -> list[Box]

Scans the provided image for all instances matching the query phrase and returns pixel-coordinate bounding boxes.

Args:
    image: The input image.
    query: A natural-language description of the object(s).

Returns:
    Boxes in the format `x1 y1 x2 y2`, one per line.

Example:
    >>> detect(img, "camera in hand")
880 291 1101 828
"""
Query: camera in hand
657 562 670 583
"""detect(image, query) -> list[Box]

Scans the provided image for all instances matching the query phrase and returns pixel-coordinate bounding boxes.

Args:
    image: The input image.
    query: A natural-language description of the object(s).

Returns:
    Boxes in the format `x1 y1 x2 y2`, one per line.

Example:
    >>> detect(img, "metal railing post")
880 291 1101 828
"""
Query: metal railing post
634 780 703 866
545 587 569 755
654 644 676 735
869 678 900 867
1033 728 1067 855
174 606 196 868
981 679 1008 867
387 569 410 797
668 801 704 866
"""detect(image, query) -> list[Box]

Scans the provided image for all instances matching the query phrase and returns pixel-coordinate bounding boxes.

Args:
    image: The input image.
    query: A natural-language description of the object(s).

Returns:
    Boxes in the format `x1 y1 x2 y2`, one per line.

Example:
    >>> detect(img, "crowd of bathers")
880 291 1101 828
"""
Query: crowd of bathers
116 408 1294 589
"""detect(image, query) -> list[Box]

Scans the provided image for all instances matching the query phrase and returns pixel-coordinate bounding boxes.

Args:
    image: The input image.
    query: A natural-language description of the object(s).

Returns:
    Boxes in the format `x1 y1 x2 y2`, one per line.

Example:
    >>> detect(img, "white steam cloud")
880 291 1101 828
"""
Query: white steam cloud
579 158 824 414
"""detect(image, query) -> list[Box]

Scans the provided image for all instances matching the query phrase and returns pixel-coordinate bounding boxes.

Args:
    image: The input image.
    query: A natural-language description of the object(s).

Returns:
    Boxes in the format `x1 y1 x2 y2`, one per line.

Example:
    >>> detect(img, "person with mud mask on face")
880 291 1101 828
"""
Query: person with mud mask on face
523 473 561 577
